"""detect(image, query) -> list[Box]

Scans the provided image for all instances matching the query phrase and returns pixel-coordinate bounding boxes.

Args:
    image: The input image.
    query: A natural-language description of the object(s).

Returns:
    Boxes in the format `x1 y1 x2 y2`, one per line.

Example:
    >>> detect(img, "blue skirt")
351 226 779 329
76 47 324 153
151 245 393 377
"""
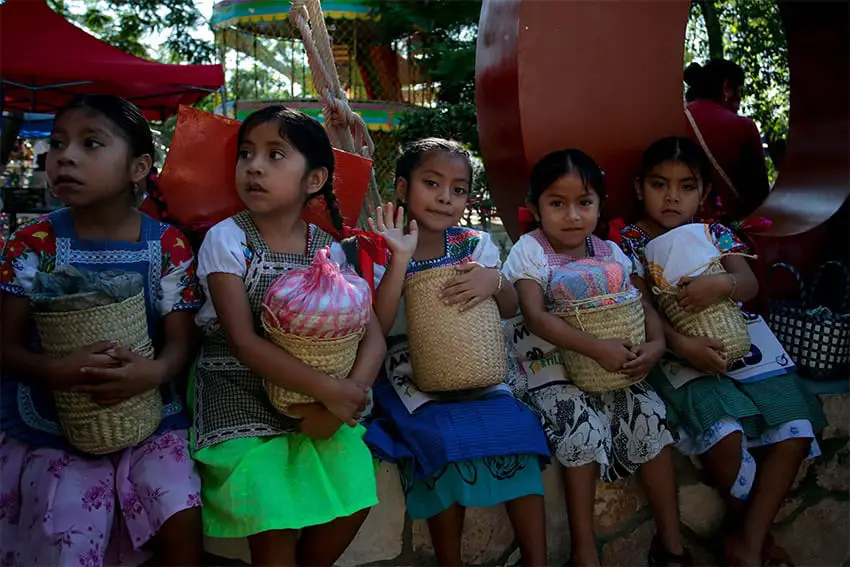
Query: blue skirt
365 379 550 479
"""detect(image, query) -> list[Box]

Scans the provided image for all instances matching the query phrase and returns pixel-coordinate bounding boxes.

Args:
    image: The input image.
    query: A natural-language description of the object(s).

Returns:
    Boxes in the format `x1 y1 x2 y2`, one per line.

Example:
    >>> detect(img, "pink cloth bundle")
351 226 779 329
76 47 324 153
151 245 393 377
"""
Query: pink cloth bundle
262 246 371 338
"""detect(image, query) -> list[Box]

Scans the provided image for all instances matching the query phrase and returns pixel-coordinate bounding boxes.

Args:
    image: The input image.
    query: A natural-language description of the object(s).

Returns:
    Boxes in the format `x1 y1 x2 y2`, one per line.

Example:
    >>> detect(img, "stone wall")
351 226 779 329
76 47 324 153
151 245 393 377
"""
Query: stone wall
204 392 849 566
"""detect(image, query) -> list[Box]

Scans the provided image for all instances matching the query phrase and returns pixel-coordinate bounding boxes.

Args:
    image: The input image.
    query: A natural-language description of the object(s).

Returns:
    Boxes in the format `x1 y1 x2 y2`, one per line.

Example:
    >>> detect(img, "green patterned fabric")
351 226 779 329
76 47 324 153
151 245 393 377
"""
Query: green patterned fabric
192 212 333 450
648 369 827 439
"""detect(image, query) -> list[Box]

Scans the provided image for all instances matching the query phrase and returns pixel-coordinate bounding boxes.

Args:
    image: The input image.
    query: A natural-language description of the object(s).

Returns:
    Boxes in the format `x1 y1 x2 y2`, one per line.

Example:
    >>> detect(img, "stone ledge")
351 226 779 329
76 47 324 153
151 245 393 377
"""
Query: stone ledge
205 392 850 565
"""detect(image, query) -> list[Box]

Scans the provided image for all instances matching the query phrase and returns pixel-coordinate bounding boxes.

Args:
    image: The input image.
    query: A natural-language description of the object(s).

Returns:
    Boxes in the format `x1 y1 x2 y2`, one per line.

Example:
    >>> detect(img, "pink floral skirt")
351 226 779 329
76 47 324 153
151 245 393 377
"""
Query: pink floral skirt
0 429 201 566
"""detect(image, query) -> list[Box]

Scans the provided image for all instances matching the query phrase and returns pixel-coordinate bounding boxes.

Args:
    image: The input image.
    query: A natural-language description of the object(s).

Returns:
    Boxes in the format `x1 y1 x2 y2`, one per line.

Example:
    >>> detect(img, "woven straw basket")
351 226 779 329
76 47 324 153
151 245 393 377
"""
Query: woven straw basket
655 262 750 363
262 316 364 413
32 292 163 455
557 293 647 392
404 265 507 392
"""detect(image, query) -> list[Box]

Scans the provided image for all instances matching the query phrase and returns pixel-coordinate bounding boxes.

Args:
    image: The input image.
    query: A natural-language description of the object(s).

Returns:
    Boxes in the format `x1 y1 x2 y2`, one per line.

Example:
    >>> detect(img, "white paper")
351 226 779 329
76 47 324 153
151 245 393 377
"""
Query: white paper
503 314 570 391
661 312 796 389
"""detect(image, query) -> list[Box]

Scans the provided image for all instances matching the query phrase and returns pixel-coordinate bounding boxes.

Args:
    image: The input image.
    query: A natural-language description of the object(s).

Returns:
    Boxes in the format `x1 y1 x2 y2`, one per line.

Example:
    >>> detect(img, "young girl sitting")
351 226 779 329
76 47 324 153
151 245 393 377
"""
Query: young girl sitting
0 95 203 566
503 149 688 567
620 136 826 567
365 138 551 567
191 106 386 566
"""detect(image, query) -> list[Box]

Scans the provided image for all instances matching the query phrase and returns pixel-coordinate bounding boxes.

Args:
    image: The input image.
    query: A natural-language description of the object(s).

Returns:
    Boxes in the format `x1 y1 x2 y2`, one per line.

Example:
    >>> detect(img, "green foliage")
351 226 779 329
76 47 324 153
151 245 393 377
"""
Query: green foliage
688 0 789 146
366 0 481 141
47 0 215 64
366 0 481 106
368 0 487 218
721 0 789 146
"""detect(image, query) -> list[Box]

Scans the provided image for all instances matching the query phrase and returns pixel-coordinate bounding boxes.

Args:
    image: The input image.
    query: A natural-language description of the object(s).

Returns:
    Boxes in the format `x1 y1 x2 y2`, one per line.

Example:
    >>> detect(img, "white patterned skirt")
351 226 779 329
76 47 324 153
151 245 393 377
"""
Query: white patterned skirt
528 381 674 482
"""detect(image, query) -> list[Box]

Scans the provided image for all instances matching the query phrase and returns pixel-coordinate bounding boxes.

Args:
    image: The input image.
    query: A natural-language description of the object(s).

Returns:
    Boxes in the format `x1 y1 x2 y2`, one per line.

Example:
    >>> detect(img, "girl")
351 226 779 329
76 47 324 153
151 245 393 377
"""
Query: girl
365 138 551 567
191 106 386 566
0 95 203 566
503 149 688 567
619 136 826 567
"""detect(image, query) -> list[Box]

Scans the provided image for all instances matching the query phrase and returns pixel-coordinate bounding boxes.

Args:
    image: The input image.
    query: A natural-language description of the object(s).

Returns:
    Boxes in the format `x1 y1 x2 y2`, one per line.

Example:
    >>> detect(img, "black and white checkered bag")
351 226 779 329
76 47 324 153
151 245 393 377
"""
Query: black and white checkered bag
767 262 850 381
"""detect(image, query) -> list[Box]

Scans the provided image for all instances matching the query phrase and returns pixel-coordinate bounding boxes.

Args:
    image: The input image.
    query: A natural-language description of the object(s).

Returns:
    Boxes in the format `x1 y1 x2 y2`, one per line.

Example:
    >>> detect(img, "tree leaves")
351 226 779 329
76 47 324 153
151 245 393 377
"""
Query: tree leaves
47 0 215 64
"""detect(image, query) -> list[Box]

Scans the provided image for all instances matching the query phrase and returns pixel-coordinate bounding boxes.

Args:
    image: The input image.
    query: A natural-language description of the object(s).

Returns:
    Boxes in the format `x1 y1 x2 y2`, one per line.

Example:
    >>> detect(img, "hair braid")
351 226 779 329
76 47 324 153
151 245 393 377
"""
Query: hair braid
321 186 345 233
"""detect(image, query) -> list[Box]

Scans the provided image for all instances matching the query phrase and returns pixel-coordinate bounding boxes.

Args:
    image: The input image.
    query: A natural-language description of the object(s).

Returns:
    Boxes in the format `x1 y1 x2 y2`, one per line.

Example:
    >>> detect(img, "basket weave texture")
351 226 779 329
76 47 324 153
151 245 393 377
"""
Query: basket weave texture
262 316 364 412
655 263 750 363
32 292 163 455
556 293 647 392
404 265 507 392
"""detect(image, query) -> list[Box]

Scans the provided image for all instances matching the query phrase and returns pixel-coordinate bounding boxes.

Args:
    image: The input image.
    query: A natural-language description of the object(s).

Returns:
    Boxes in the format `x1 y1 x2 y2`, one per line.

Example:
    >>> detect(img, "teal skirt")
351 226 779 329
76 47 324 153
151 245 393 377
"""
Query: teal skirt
647 369 827 439
399 454 544 520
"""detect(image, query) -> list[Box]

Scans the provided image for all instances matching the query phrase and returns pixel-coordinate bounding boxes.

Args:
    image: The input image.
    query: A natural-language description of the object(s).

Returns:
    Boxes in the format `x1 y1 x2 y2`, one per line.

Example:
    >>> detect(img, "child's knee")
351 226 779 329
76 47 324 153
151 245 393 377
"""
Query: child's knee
156 507 202 544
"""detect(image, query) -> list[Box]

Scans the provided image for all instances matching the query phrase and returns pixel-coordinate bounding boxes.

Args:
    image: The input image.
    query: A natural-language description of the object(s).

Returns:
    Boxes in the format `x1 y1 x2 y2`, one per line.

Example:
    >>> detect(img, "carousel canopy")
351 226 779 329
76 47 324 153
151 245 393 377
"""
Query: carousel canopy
0 0 225 120
211 0 374 30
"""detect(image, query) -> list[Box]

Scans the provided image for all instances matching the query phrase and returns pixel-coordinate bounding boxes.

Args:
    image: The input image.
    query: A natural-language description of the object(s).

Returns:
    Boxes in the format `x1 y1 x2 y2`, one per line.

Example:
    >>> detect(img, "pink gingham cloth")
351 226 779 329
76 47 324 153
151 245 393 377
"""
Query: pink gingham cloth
262 246 371 338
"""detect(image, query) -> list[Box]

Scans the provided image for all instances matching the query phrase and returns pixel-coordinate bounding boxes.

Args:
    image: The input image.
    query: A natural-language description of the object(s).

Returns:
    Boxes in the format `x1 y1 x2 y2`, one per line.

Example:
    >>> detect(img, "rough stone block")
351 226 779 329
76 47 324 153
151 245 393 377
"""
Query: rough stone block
461 506 516 564
338 463 406 565
821 393 850 440
595 477 646 534
776 499 849 566
411 505 515 565
775 497 803 524
814 441 850 493
678 483 725 538
602 519 654 566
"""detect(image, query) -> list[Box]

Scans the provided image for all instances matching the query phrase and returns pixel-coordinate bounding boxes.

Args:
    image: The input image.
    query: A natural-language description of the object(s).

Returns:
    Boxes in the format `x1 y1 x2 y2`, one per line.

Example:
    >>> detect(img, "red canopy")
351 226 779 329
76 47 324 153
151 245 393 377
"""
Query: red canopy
0 0 225 120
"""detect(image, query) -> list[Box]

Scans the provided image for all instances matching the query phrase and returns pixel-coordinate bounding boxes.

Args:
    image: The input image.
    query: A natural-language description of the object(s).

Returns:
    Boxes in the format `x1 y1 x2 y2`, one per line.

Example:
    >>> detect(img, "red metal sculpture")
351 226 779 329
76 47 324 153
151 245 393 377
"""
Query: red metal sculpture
476 0 849 289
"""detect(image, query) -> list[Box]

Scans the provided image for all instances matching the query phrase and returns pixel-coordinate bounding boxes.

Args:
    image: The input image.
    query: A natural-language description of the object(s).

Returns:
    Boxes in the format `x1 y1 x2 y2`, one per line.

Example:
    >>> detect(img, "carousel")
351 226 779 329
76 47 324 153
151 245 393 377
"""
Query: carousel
210 0 432 196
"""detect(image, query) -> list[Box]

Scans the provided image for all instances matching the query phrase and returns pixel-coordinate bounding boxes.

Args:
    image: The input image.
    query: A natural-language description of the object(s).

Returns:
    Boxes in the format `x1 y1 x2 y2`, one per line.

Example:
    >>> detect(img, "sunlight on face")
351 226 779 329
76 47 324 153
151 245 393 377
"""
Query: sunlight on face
533 174 601 255
399 151 471 233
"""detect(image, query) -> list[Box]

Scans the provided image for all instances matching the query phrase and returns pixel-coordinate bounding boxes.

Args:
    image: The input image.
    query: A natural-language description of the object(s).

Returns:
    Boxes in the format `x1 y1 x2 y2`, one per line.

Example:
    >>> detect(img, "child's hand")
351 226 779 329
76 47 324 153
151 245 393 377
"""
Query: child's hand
677 274 734 313
368 203 418 261
591 339 638 373
622 340 665 380
317 380 368 426
289 403 343 440
678 336 727 374
45 341 121 391
72 346 164 405
440 263 501 312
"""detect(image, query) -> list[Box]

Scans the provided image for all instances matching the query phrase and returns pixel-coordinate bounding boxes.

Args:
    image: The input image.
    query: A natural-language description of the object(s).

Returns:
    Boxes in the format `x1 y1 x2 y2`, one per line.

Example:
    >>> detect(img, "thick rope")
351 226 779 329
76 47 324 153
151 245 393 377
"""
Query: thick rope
290 0 381 226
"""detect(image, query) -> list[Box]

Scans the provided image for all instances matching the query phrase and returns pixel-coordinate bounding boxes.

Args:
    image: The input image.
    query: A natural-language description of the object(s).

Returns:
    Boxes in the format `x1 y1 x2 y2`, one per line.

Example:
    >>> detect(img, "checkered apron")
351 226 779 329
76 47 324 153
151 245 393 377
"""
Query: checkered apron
193 211 334 449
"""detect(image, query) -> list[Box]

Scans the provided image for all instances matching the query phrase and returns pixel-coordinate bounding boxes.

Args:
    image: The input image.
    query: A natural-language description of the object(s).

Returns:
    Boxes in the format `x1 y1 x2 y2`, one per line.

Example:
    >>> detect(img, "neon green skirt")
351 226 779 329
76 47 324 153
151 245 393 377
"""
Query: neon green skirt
193 425 378 538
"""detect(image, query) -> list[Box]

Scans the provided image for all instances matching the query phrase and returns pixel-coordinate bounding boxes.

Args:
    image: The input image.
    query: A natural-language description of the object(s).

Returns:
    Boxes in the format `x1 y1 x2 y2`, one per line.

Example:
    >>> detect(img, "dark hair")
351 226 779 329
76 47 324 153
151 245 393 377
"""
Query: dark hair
524 149 606 234
237 105 343 232
528 149 606 206
684 60 745 103
637 136 712 190
54 95 155 161
395 137 473 184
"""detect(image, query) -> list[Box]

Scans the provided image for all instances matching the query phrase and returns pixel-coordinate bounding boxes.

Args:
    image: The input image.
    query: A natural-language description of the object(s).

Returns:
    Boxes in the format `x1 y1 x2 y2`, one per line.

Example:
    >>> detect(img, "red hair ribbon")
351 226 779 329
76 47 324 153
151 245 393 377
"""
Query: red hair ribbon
339 226 389 303
518 206 536 234
607 217 626 246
